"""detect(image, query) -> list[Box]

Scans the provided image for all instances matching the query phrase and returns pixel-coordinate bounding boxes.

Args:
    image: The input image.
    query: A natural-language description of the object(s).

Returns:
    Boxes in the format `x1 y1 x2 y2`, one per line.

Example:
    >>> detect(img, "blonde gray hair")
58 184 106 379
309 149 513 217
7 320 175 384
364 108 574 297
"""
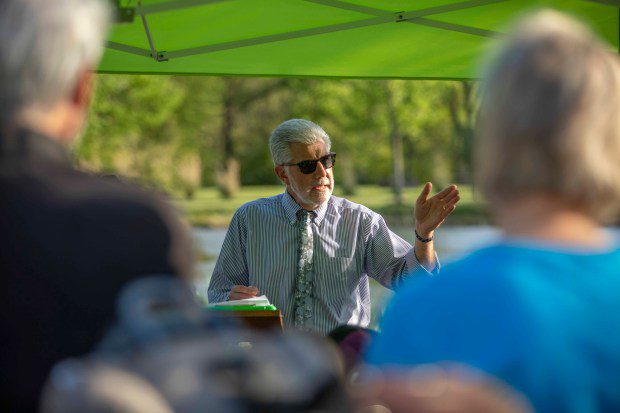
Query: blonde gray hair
269 119 332 165
0 0 110 130
476 10 620 222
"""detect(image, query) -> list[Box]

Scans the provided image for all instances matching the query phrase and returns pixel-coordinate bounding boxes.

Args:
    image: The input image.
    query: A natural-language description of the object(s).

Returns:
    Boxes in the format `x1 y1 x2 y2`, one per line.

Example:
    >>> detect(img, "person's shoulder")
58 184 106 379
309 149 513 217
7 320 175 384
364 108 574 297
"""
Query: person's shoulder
236 193 282 212
600 246 620 269
367 244 535 368
85 172 168 206
398 244 525 304
1 162 166 221
427 242 620 303
232 193 284 222
441 244 518 278
13 165 165 211
328 195 376 217
443 242 620 280
4 167 188 251
383 244 539 339
59 172 182 229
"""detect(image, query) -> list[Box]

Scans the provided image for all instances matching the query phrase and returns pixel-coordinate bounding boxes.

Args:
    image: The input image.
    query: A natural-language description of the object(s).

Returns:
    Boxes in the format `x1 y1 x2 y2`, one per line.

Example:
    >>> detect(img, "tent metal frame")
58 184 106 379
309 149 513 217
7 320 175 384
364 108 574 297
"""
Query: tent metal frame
107 0 508 62
106 0 620 64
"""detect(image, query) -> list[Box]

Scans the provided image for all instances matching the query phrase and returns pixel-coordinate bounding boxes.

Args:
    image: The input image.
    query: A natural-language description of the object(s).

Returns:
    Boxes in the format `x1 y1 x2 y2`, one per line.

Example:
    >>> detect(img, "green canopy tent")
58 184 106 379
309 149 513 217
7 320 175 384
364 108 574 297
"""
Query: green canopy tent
101 0 619 79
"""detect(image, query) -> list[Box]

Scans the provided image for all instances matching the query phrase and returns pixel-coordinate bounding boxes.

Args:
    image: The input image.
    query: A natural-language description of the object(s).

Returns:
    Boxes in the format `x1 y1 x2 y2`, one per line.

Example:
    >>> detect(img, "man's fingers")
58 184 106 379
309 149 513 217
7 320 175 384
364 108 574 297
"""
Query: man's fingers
416 182 432 204
440 197 459 217
442 190 460 204
441 203 457 219
230 291 258 300
435 184 458 200
230 285 259 299
232 285 258 294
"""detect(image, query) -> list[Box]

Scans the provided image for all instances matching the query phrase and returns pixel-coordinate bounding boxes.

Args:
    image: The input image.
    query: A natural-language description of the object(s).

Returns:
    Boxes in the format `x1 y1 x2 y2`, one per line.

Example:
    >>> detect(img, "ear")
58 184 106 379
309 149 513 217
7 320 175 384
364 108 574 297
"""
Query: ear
274 165 290 185
71 69 94 111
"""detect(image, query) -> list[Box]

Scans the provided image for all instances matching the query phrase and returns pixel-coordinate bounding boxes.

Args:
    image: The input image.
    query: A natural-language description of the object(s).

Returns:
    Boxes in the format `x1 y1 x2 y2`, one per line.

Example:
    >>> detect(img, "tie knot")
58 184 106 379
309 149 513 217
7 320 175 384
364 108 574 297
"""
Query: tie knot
297 209 314 222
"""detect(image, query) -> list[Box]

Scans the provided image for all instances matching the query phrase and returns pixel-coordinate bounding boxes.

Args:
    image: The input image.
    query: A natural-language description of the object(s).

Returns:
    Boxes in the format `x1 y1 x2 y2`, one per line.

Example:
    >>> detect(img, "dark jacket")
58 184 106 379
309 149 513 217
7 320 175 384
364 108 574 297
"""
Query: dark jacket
0 129 194 413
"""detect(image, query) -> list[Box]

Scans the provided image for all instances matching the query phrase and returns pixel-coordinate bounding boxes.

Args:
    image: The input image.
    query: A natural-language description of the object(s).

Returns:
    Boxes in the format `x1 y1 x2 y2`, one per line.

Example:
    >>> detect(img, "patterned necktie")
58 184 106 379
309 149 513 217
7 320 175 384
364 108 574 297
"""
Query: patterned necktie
293 209 314 329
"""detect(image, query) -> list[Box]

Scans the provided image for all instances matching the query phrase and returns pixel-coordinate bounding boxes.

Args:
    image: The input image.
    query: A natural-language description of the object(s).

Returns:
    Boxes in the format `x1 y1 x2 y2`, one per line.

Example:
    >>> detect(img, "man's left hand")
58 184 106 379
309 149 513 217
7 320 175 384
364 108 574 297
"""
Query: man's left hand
414 182 460 238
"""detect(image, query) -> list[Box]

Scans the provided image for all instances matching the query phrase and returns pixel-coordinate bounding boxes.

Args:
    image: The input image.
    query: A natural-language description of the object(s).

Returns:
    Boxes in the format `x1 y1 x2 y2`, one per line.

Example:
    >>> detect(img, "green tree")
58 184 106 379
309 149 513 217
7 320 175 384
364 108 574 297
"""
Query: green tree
446 81 478 184
76 75 477 203
214 78 287 198
77 75 201 195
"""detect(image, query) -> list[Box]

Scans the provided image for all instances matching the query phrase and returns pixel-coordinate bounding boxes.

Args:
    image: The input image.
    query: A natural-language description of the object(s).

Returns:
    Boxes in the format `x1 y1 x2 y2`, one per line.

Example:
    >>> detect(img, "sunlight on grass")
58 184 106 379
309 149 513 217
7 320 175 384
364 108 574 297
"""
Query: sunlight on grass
175 184 487 228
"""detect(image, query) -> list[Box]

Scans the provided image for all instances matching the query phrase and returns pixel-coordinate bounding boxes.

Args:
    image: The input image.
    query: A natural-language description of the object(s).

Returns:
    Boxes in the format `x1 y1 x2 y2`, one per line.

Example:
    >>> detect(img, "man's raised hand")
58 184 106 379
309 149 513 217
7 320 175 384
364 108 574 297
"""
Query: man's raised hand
414 182 460 237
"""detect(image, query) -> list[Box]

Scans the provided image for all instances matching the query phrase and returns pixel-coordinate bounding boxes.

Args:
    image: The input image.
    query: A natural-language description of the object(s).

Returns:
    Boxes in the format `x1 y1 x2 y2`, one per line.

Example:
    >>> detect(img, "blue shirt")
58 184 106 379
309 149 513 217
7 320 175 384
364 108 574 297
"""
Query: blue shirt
208 192 434 335
366 242 620 413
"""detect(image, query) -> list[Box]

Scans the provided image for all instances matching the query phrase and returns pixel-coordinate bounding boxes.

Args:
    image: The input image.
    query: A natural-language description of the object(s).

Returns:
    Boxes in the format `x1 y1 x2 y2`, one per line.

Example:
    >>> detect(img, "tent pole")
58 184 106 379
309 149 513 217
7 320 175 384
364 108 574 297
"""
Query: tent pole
106 41 151 57
140 0 232 15
164 1 505 60
137 0 167 62
305 0 500 38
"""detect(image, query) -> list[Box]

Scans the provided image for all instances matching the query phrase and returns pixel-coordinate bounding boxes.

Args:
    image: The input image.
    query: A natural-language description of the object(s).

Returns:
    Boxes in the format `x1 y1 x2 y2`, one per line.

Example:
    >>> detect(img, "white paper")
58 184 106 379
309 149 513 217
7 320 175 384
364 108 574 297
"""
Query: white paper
207 294 271 308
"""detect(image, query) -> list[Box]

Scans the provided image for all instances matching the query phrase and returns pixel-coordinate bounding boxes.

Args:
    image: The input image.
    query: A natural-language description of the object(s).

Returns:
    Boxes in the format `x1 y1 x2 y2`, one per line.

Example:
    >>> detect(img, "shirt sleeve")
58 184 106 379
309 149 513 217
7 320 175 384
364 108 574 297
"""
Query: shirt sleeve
364 213 438 290
207 208 249 303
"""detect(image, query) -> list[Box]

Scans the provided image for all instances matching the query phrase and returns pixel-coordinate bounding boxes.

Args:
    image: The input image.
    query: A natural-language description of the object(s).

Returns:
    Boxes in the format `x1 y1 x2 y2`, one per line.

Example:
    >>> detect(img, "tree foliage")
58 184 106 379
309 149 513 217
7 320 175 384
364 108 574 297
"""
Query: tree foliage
76 75 478 200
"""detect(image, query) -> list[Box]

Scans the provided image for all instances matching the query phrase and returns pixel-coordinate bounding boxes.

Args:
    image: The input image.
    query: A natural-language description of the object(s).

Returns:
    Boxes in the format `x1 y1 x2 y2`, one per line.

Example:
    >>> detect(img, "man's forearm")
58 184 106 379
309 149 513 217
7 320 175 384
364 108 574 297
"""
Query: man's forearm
414 226 436 272
207 286 230 304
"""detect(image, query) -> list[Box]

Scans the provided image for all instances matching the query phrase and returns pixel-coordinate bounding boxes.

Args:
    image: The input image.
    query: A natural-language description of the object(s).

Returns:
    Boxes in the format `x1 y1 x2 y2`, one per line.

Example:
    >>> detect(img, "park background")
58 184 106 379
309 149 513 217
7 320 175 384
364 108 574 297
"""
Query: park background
78 77 485 222
74 75 601 326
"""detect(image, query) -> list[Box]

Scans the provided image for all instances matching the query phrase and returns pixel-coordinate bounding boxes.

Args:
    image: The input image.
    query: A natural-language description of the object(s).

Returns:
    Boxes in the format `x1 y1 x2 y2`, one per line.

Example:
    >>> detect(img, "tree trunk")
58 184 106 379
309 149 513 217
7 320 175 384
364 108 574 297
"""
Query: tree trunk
384 82 405 206
338 155 358 196
447 81 475 184
213 78 287 198
216 79 240 198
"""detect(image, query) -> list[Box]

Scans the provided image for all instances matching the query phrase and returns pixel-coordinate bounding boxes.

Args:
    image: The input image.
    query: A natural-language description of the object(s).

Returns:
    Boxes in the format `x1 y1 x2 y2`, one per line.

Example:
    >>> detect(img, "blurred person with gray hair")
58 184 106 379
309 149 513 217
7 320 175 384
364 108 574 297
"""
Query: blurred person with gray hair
208 118 460 334
0 1 194 411
366 10 620 413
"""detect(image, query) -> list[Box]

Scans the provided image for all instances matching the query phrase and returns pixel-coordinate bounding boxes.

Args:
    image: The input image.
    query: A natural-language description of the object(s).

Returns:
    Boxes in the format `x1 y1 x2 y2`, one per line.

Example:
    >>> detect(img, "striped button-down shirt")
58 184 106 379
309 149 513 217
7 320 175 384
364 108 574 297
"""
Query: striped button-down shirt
208 191 436 335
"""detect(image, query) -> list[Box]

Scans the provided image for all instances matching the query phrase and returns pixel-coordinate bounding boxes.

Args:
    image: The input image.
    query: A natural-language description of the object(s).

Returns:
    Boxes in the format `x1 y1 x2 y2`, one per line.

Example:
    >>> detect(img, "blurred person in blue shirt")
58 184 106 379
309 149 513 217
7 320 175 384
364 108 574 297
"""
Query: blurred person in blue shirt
366 10 620 413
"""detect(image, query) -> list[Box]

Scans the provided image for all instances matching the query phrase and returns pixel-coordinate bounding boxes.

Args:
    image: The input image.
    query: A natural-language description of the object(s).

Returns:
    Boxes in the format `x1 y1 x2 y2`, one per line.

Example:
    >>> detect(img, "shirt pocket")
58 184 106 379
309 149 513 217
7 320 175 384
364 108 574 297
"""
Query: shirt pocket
317 233 356 259
316 255 359 283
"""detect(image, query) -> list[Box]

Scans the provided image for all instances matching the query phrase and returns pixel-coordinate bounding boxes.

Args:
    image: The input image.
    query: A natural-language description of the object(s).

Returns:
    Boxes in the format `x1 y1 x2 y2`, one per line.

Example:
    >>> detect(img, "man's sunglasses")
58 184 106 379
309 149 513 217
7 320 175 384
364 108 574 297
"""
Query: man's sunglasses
280 152 337 174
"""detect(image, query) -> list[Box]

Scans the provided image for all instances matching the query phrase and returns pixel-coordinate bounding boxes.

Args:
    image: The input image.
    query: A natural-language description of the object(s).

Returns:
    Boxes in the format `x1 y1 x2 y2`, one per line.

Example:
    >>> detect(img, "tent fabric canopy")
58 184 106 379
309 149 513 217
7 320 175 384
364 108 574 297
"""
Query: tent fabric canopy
100 0 619 79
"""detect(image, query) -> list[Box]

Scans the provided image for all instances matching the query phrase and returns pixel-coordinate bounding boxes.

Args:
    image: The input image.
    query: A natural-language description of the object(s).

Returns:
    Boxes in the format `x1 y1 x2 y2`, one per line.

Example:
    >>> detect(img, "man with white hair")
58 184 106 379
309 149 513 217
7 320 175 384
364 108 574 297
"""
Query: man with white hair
0 1 193 411
208 119 459 334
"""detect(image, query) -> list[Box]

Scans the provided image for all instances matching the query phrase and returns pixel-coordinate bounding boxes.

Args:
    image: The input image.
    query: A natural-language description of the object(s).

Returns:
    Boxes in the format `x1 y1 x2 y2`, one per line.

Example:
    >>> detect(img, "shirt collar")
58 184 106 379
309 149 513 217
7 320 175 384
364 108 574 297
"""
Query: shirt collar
281 190 329 226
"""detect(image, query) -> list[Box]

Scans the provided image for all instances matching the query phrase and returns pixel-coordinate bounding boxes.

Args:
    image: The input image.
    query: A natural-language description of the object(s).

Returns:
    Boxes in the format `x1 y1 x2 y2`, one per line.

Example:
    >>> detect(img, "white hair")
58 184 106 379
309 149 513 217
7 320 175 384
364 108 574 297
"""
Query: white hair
476 10 620 222
0 0 110 129
269 119 332 165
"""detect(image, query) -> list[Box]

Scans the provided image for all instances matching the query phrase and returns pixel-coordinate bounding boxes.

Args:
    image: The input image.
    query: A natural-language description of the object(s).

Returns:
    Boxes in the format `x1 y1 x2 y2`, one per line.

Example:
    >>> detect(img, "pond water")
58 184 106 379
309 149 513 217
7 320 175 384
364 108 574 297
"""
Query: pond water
192 225 503 327
193 225 620 327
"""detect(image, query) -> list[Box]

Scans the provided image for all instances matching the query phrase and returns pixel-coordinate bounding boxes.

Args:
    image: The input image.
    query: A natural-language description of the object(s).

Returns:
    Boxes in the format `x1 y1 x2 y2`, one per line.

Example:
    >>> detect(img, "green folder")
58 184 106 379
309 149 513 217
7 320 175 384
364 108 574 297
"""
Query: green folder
208 304 277 311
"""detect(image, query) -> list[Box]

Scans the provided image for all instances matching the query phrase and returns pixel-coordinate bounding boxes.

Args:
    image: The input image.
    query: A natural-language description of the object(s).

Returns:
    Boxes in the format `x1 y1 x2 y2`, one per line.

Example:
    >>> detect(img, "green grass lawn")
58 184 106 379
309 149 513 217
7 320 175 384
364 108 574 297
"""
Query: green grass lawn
175 184 490 228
